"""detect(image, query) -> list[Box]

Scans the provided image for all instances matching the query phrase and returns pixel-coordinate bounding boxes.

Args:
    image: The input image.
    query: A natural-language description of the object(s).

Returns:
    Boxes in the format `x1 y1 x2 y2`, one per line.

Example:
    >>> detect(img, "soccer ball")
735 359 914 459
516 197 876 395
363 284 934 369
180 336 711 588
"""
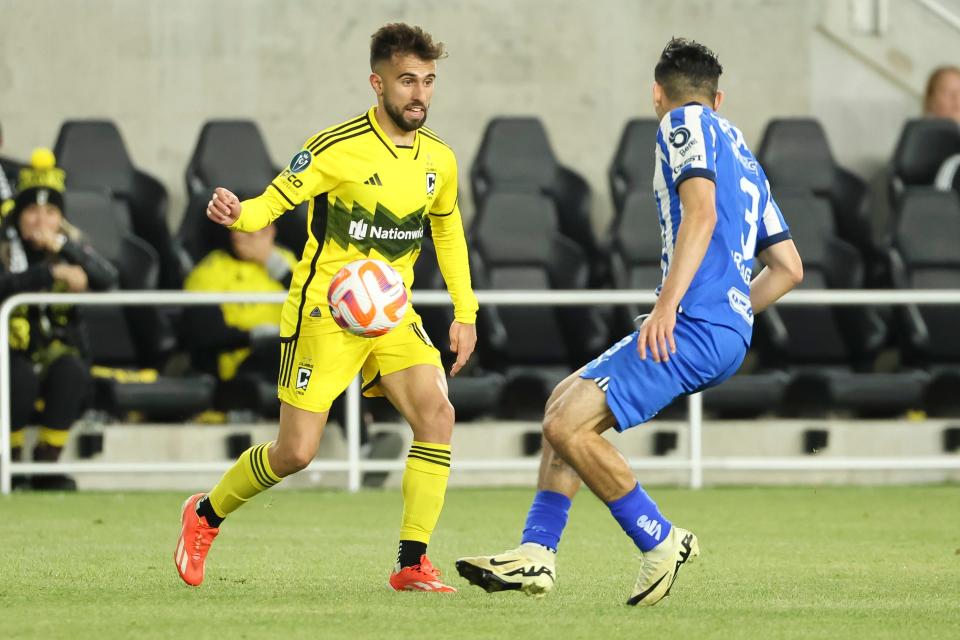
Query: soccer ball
327 258 409 337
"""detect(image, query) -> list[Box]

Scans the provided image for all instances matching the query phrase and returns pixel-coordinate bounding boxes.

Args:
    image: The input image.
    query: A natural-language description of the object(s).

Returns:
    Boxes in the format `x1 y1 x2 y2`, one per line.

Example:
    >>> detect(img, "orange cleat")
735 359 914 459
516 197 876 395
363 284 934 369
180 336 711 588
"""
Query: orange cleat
389 554 457 592
174 493 220 587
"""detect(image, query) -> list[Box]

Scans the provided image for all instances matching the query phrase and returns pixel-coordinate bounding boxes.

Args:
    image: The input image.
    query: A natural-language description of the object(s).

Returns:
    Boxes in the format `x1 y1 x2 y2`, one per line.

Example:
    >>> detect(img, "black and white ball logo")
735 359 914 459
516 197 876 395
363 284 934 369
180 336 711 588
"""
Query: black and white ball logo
669 127 691 149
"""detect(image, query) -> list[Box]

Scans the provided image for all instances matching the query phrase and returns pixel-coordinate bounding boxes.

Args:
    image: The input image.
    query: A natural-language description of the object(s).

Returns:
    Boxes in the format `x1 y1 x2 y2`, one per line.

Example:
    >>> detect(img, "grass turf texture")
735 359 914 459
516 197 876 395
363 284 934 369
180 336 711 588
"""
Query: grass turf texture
1 486 958 639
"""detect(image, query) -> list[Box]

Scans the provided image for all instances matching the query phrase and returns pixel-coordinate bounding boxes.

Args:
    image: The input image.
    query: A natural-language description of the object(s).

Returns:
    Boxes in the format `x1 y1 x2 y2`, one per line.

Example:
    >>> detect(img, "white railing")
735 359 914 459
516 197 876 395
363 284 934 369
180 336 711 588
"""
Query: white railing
4 289 960 495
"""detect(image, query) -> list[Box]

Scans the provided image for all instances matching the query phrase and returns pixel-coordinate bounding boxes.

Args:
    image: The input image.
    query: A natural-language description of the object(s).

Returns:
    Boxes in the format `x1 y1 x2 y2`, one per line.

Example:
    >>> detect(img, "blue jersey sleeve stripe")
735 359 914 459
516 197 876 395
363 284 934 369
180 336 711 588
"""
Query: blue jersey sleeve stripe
756 230 792 252
675 167 716 187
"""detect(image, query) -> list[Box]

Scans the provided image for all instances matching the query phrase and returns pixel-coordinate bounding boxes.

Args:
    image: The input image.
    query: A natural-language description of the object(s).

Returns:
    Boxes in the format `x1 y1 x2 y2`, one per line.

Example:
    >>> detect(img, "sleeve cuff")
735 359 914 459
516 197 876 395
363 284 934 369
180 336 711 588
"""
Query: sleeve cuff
756 230 792 252
674 167 716 188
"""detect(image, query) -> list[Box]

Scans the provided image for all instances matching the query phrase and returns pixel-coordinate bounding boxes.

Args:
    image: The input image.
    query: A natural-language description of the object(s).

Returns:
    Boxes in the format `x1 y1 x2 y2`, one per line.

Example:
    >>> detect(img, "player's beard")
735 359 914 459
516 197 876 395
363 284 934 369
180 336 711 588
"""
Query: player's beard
384 99 428 132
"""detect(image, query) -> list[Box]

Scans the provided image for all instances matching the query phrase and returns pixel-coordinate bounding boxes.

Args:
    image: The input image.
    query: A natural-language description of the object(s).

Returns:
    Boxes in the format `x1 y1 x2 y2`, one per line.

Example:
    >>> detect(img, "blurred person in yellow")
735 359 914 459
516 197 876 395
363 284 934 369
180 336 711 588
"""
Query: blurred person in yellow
0 149 118 490
175 23 477 592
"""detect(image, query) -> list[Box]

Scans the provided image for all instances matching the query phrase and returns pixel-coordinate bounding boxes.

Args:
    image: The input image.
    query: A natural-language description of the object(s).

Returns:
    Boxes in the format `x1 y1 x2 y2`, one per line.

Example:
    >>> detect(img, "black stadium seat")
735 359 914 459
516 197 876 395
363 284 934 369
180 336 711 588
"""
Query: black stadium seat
470 117 603 285
54 120 182 289
65 188 215 420
470 191 607 417
767 190 926 416
890 119 960 194
179 120 308 266
185 120 278 201
757 118 872 256
608 118 660 215
889 188 960 415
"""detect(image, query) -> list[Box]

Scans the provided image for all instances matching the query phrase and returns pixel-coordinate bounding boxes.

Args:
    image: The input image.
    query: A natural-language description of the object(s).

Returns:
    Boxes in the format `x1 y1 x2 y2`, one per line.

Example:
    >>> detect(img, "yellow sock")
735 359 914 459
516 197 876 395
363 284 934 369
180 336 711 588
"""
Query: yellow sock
208 442 282 517
399 441 452 544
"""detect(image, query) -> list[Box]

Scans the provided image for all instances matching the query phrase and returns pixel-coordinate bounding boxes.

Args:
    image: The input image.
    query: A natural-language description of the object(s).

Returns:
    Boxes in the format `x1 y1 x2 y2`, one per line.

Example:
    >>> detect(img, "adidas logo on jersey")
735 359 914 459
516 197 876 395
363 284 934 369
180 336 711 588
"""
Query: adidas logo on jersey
309 306 321 318
363 173 383 186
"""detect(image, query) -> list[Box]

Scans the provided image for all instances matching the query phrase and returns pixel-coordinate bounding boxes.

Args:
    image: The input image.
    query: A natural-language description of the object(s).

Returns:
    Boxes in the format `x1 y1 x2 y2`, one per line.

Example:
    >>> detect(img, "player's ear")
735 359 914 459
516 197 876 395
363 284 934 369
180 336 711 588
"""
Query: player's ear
369 73 383 97
652 82 664 113
713 90 724 111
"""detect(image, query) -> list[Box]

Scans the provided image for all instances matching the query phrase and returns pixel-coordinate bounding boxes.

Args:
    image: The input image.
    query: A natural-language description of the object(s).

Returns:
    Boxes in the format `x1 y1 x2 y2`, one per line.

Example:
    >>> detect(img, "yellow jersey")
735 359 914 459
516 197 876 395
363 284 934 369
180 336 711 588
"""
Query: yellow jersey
230 106 478 338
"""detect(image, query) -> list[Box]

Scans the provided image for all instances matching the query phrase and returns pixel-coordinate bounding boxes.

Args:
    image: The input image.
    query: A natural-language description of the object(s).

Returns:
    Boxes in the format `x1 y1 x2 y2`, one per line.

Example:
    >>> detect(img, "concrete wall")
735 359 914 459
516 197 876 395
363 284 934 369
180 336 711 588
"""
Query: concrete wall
1 0 815 232
1 0 953 232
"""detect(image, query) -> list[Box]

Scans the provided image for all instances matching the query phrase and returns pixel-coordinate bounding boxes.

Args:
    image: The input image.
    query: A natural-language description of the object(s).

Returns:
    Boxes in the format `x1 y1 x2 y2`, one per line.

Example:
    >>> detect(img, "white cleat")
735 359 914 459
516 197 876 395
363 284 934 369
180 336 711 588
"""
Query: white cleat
456 543 557 598
627 526 700 607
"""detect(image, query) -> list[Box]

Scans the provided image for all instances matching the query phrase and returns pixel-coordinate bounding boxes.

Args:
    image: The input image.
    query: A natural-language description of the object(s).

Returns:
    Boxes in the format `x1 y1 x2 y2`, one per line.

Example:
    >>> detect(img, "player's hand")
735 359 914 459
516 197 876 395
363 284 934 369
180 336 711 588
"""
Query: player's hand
448 321 477 377
637 305 676 363
207 187 242 226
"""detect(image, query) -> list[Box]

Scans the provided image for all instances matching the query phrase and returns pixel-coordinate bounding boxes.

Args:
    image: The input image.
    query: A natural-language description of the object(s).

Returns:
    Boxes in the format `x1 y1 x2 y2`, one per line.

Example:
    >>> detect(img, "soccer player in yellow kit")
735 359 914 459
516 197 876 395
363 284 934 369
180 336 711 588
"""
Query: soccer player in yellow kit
174 23 478 592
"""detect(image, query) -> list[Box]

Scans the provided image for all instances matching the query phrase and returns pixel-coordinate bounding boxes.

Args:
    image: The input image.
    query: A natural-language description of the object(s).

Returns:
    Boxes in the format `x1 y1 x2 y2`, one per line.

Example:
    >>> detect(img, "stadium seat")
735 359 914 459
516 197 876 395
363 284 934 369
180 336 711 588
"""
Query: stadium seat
757 118 873 256
889 188 960 415
411 234 506 420
179 120 308 266
890 118 960 195
767 190 926 416
54 120 182 289
608 118 660 215
185 120 278 201
470 117 604 285
65 189 214 420
470 191 607 417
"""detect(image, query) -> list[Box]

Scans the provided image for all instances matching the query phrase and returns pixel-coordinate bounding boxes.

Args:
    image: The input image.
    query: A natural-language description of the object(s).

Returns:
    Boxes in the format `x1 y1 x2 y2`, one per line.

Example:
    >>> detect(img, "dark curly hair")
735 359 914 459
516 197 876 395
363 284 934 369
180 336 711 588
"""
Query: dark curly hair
654 37 723 102
370 23 446 70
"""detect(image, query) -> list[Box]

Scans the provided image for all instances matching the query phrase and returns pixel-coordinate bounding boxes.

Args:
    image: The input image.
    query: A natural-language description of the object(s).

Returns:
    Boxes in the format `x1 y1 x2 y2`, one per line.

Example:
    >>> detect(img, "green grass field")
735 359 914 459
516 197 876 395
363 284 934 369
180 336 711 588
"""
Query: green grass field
2 486 959 639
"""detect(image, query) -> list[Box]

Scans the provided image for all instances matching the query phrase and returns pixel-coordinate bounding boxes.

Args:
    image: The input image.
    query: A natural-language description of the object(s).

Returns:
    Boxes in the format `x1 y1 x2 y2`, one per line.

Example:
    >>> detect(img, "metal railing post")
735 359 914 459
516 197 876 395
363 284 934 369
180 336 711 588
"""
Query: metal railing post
688 392 703 489
346 376 362 492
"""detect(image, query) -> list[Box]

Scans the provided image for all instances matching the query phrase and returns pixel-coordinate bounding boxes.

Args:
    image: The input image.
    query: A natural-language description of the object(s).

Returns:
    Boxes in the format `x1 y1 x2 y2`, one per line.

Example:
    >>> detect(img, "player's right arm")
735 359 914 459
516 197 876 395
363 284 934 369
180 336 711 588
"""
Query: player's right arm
206 144 336 231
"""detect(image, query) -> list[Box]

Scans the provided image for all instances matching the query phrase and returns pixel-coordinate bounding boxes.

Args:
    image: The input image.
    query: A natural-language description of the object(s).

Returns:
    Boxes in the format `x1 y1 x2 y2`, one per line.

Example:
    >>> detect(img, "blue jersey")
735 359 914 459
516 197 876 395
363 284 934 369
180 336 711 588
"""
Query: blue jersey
652 104 791 345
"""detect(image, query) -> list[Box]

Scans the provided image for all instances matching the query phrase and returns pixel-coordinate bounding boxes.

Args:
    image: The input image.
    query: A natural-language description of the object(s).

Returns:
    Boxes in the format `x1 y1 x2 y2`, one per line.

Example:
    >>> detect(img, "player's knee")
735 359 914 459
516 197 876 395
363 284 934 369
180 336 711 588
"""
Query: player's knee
430 397 456 437
272 441 317 475
542 409 574 449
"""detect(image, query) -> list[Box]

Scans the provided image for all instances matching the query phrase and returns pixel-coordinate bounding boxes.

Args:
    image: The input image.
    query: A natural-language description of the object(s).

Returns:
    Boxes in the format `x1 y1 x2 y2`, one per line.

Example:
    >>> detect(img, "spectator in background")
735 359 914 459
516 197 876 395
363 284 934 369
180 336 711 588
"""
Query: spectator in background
182 225 402 486
924 65 960 123
1 149 119 490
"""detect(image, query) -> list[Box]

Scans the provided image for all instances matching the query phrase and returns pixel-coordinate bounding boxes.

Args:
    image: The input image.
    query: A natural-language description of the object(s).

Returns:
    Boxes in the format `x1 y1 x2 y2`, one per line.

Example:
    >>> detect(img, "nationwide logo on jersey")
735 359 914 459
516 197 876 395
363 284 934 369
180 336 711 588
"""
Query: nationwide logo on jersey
327 197 425 261
669 127 691 149
290 150 312 173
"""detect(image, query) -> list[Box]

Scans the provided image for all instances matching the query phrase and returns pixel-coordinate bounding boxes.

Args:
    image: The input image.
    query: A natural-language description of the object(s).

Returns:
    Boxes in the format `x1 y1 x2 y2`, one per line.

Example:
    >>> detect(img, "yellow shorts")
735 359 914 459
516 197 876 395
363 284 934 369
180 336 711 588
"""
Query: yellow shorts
277 313 442 413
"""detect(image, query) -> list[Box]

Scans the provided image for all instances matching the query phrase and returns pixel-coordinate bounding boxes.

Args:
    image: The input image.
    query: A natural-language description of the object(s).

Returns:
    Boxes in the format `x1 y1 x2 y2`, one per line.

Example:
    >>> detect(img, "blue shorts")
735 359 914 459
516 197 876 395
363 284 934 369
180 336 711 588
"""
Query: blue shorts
580 314 746 431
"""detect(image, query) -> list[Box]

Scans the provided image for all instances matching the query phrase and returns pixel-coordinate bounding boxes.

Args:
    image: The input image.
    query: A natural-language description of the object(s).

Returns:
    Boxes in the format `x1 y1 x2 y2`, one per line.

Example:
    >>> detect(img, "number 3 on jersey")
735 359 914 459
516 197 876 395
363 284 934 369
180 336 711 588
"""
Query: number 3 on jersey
739 177 759 259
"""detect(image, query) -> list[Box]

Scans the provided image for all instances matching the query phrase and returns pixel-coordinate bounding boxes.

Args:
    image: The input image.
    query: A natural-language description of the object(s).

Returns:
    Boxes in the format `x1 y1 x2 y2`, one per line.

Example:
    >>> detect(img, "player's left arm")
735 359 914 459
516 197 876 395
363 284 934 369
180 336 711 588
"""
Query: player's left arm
429 152 479 376
639 177 716 363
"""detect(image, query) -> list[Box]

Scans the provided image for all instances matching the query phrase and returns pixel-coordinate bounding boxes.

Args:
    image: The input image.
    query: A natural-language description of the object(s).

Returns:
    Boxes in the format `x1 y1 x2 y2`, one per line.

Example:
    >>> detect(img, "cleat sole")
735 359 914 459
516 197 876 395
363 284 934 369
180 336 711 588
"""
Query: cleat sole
456 560 523 594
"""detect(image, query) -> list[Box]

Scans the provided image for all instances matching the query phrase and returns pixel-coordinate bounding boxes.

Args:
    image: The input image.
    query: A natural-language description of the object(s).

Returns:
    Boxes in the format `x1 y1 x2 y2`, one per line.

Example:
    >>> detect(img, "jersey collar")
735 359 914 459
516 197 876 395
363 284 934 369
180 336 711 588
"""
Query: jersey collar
368 106 421 160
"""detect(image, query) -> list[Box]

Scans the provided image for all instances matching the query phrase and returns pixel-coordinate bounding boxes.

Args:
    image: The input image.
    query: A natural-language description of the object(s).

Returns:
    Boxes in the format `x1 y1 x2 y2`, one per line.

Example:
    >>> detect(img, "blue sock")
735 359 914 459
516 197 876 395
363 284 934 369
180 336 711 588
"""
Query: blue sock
520 490 572 551
607 483 672 552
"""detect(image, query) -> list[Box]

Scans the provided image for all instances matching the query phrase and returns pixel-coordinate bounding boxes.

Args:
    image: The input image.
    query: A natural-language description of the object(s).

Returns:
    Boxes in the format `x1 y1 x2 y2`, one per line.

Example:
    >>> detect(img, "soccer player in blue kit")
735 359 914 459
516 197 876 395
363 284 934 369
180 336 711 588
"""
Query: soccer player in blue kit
456 38 804 606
